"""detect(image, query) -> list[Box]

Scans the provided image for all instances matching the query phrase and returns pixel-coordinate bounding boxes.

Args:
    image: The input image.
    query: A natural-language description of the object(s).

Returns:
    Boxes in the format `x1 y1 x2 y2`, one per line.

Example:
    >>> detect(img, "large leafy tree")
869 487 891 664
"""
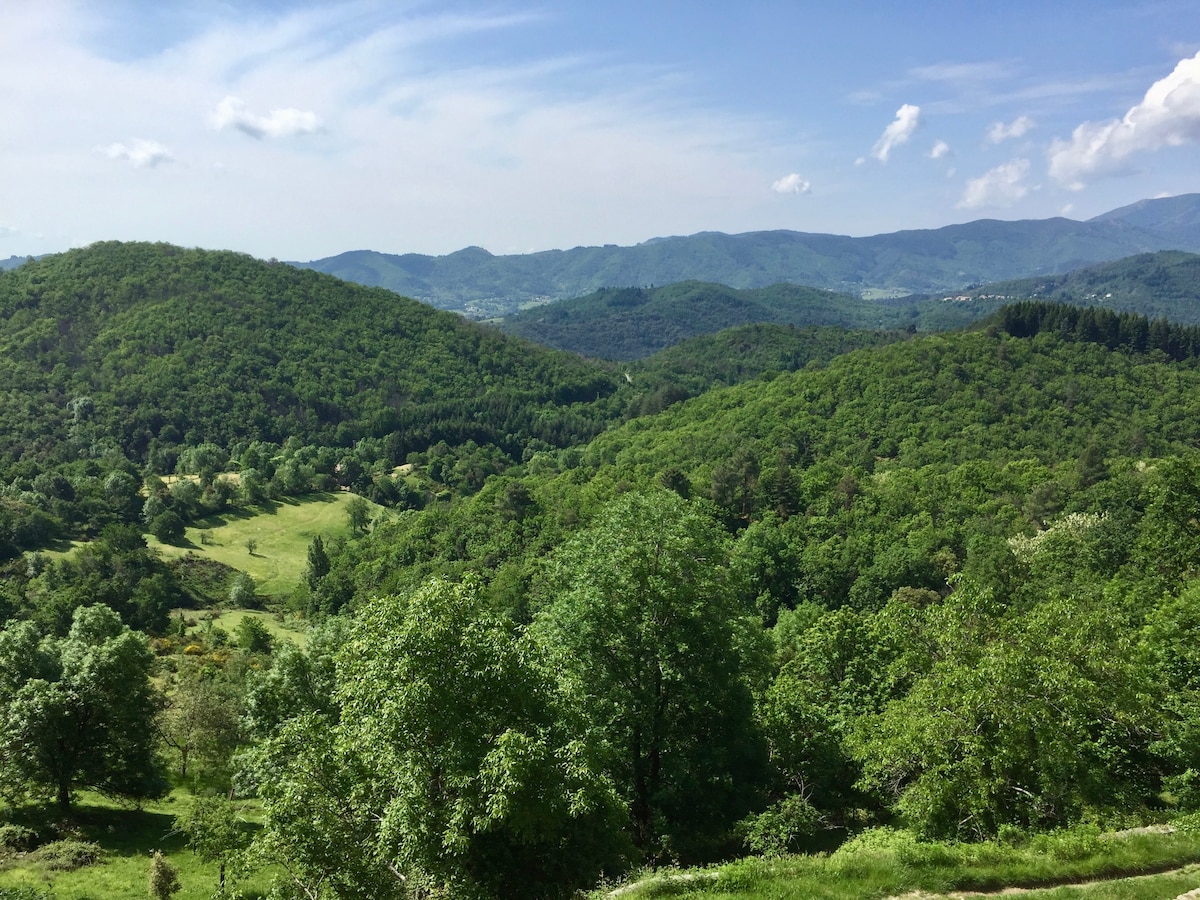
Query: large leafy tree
0 605 167 810
533 490 770 862
246 579 628 900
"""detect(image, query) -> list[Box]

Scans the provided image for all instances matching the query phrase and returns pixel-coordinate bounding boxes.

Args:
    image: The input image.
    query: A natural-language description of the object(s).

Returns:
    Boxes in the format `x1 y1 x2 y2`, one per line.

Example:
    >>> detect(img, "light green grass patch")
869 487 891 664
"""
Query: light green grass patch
191 608 307 647
148 492 382 598
0 793 274 900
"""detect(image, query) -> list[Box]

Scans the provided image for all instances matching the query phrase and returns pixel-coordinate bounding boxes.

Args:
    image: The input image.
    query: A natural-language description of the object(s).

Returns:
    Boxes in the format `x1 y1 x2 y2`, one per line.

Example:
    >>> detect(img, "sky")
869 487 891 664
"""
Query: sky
3 0 1200 261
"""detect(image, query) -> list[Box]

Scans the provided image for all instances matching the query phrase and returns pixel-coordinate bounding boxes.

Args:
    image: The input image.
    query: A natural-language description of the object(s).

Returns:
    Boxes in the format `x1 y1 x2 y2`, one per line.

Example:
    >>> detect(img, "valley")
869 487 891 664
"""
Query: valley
4 213 1200 898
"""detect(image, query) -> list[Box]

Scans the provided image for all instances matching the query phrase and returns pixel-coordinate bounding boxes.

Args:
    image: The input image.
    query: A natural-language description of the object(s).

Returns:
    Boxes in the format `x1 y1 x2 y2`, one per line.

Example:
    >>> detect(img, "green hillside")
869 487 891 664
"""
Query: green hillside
952 250 1200 322
494 281 913 359
0 241 621 466
12 240 1200 898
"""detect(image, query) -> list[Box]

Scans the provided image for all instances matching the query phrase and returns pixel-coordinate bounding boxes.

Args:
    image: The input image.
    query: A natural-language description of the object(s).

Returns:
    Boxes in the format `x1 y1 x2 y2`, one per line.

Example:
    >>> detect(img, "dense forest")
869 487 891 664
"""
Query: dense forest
7 243 1200 897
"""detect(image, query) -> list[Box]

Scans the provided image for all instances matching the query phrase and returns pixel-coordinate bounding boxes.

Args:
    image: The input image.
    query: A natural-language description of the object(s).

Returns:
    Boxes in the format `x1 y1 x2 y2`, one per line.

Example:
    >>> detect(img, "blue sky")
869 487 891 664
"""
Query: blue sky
3 1 1200 261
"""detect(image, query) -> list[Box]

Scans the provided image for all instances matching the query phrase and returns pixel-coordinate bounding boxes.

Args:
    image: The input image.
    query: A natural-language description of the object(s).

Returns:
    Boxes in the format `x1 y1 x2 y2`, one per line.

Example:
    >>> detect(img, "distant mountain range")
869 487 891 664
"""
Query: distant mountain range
293 194 1200 316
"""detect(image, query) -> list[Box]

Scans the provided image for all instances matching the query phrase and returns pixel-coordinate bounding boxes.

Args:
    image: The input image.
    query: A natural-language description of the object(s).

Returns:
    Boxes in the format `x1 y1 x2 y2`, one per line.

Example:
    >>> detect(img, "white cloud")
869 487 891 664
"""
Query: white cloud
929 139 951 159
97 138 174 168
871 104 921 162
771 173 811 194
211 96 323 140
958 158 1031 208
1049 51 1200 189
987 114 1034 143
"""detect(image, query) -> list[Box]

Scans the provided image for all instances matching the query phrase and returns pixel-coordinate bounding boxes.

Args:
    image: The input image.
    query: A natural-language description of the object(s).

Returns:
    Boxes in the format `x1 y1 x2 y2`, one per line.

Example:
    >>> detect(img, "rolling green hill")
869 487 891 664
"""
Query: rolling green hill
493 280 1000 359
494 281 911 359
0 241 623 472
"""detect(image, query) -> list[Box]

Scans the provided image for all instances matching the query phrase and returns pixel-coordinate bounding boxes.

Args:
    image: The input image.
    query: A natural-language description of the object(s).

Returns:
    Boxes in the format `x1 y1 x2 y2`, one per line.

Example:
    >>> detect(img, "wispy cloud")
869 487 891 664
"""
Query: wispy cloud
958 158 1031 208
1049 51 1200 189
871 104 921 162
97 138 175 168
771 173 811 194
909 60 1015 84
987 115 1034 143
211 97 323 140
929 139 951 159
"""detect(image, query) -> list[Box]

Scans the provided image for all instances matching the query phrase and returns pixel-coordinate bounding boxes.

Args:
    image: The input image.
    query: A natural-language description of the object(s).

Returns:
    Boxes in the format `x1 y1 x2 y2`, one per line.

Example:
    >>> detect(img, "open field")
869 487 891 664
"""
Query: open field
146 492 382 598
0 793 273 900
178 607 308 647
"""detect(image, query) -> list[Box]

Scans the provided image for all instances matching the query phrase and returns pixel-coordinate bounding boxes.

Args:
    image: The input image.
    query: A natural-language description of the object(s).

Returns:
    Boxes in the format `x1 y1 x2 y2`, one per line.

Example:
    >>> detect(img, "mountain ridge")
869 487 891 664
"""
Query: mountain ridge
293 194 1200 316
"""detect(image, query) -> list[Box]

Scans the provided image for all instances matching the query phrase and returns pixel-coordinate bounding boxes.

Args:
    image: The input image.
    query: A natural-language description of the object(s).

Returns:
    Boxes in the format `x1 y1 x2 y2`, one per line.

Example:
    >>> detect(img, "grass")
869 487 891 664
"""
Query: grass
147 491 382 598
0 793 274 900
595 825 1200 900
182 608 308 647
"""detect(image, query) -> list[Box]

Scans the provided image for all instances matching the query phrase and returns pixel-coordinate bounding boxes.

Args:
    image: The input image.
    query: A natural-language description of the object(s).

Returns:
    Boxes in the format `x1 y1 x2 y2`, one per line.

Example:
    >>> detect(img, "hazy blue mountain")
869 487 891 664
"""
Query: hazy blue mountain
293 194 1200 316
0 255 32 271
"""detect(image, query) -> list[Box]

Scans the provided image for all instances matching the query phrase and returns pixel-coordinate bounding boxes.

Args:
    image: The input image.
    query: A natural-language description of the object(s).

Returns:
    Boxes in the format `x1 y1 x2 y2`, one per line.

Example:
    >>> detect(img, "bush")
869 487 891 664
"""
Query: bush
28 839 103 871
740 794 822 856
0 824 39 853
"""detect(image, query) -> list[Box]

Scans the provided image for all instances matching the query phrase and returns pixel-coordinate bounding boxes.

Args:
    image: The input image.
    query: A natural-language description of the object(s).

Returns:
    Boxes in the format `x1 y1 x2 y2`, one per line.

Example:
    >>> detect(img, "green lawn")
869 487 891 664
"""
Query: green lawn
147 492 382 598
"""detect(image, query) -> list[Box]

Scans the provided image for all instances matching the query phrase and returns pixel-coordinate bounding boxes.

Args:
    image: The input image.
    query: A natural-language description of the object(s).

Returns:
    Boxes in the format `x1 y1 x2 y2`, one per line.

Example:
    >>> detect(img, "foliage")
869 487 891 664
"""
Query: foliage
532 491 770 862
852 592 1160 839
147 849 181 899
176 796 250 895
0 605 167 810
245 579 629 899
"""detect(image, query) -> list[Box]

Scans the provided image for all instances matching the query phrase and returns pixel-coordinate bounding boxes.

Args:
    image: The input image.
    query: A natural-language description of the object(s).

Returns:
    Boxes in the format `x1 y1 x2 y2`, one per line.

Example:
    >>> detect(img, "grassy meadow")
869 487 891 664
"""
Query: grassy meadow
146 491 383 598
0 793 273 900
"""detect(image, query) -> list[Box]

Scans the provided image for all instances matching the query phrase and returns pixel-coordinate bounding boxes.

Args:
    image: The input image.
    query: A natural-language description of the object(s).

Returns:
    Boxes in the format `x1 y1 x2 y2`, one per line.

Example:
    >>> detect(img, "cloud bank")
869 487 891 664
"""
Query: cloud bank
1049 51 1200 189
872 104 921 162
212 97 323 140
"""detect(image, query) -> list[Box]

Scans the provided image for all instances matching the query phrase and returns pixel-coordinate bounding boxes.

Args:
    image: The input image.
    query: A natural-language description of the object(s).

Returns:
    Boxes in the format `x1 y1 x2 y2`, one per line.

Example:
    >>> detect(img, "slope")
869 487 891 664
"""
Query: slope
948 250 1200 323
0 241 623 473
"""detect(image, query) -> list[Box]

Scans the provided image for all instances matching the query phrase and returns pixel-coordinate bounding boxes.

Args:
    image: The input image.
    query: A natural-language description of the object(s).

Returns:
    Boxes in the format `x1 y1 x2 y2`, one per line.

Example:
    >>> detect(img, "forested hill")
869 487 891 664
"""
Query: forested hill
494 280 990 360
949 250 1200 322
294 194 1200 315
335 319 1200 612
494 282 905 359
0 241 623 472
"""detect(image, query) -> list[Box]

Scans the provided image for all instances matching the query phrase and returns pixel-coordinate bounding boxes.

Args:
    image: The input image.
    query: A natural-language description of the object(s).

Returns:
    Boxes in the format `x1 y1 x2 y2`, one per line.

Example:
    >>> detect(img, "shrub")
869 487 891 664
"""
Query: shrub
148 850 181 899
740 794 822 856
0 824 38 852
28 839 103 870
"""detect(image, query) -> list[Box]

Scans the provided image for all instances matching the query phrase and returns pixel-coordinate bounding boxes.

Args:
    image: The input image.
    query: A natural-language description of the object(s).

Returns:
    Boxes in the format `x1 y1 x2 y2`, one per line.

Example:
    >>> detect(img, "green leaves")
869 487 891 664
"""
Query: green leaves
0 605 166 810
533 490 769 861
